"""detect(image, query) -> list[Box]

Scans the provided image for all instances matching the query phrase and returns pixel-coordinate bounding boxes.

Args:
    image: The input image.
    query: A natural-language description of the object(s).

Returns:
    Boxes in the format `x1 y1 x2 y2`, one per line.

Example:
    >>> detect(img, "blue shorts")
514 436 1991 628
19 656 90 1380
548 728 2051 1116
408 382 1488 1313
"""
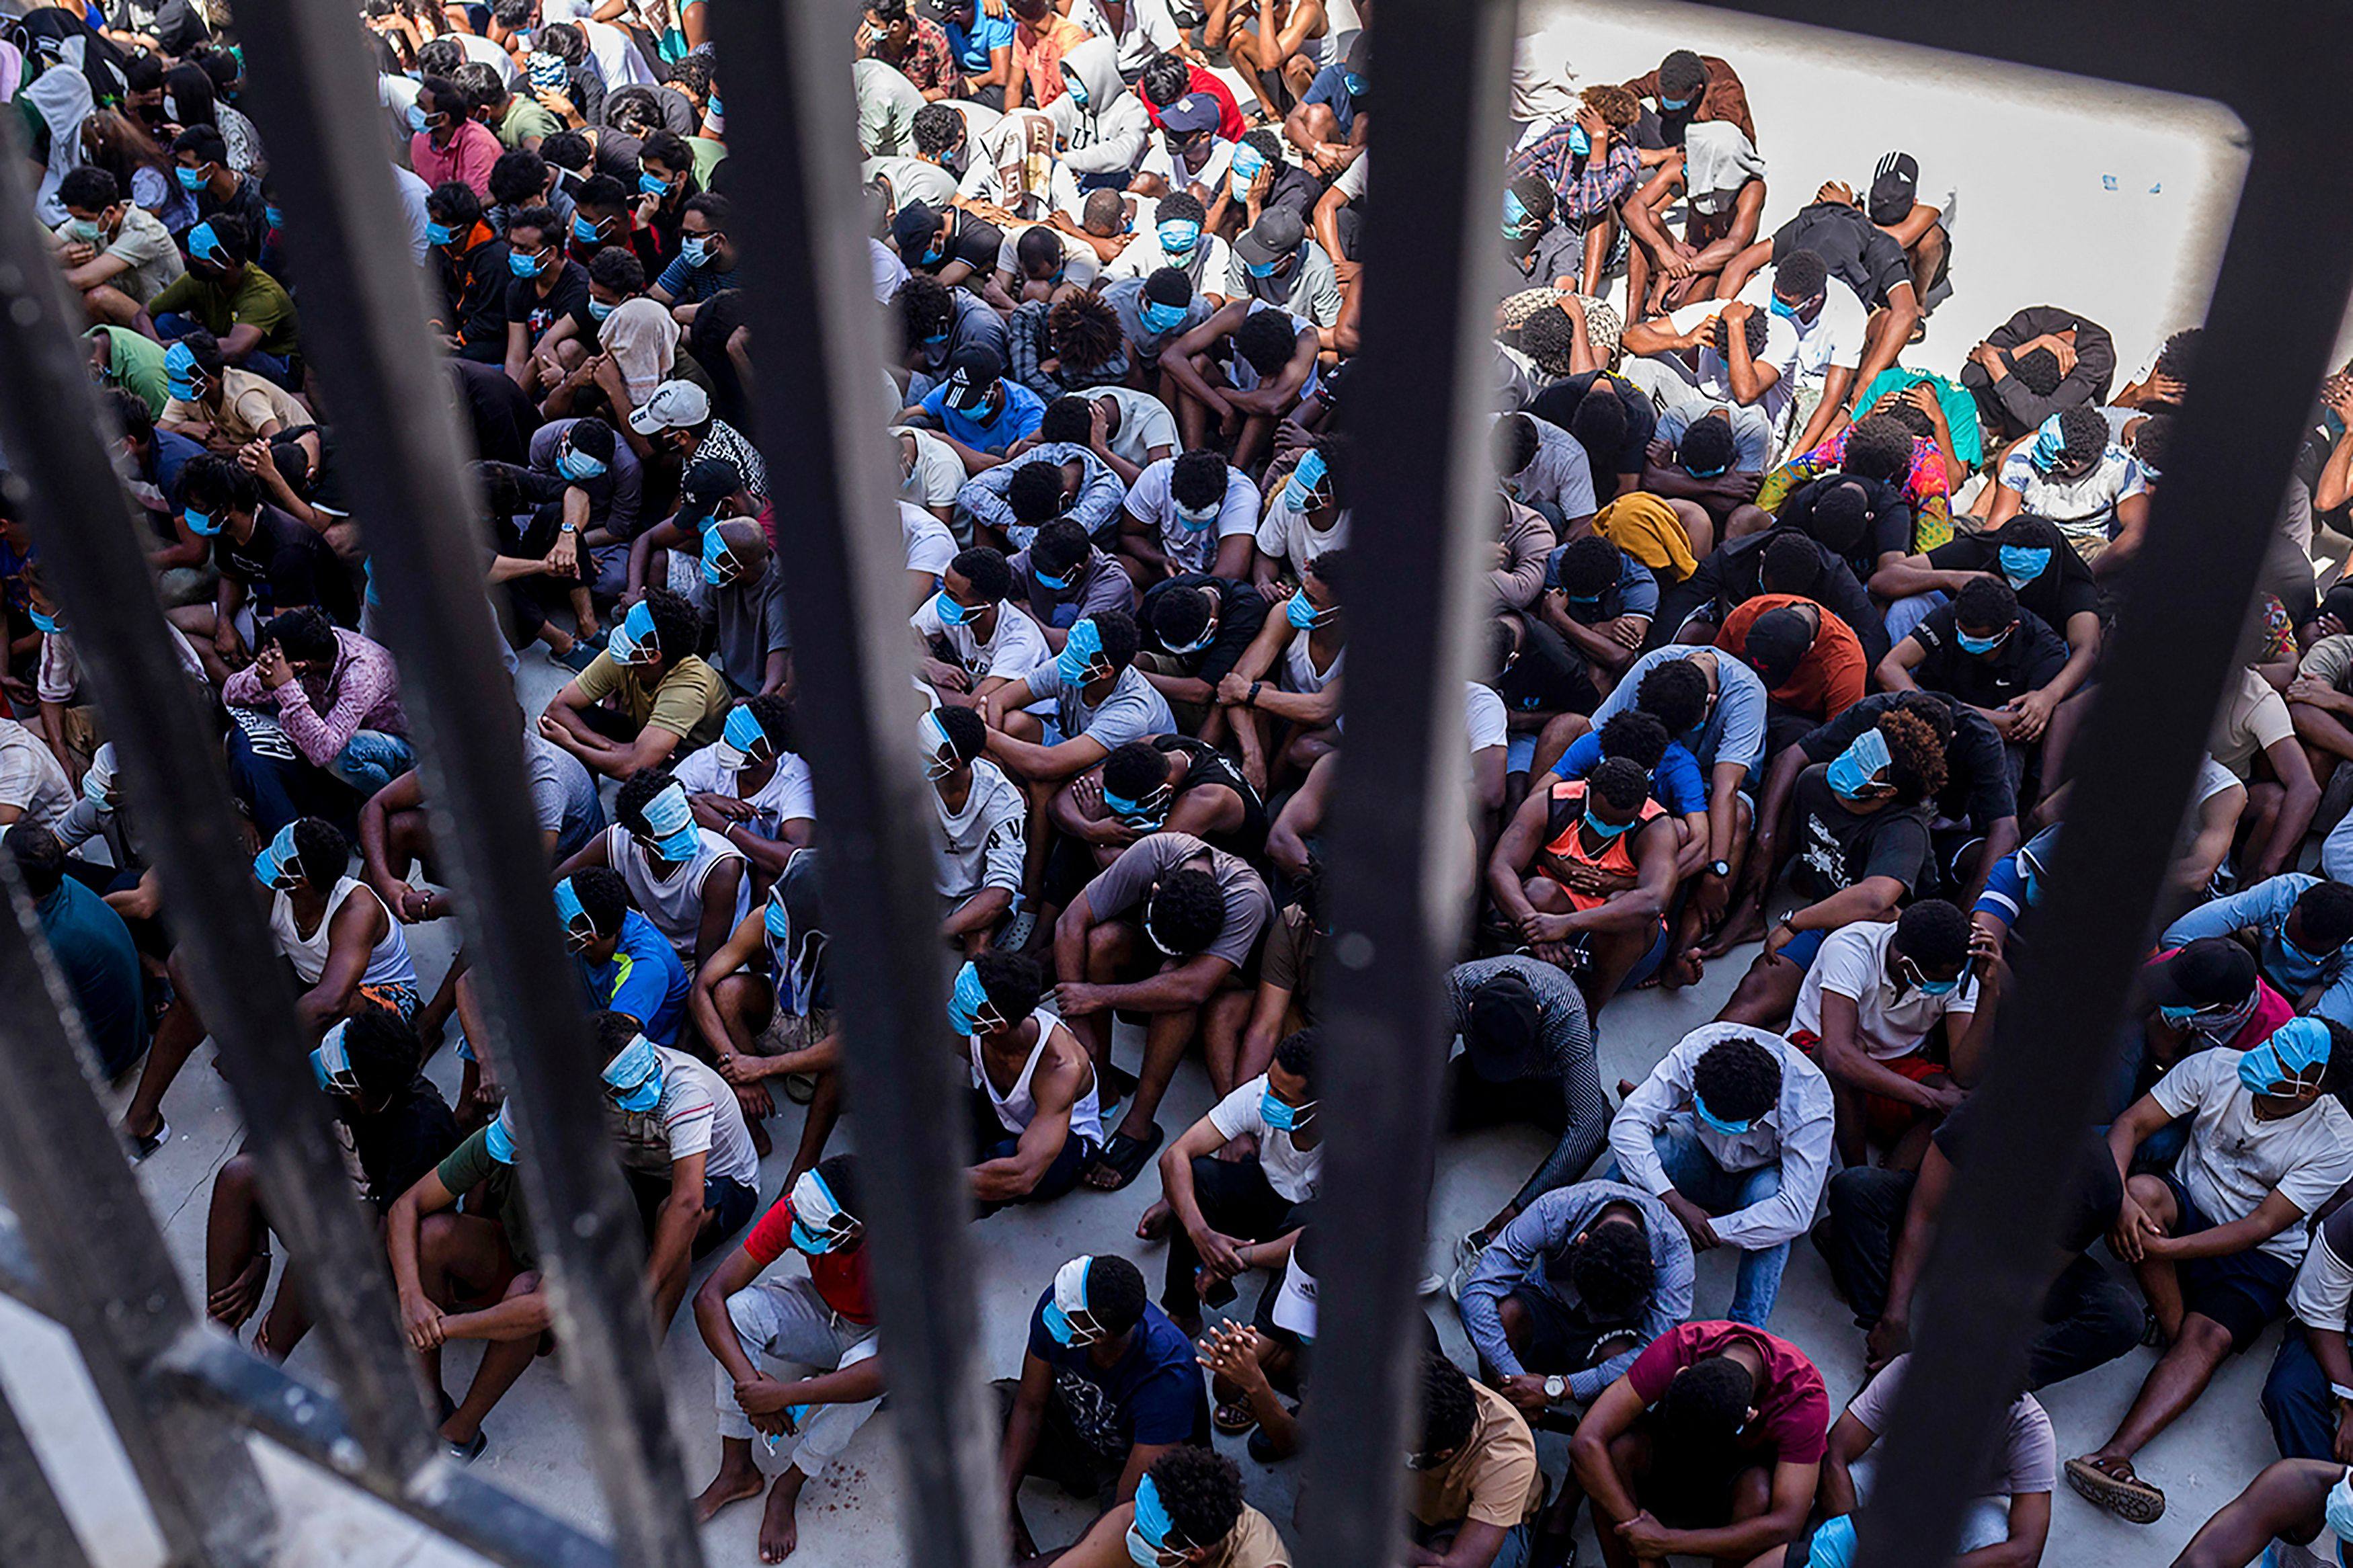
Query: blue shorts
1506 733 1538 776
1777 927 1829 971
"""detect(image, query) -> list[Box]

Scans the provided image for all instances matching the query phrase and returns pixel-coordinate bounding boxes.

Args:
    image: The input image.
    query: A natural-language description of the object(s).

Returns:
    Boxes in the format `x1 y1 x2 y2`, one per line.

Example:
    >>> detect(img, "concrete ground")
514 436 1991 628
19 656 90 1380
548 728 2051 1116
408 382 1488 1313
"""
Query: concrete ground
0 3 2323 1566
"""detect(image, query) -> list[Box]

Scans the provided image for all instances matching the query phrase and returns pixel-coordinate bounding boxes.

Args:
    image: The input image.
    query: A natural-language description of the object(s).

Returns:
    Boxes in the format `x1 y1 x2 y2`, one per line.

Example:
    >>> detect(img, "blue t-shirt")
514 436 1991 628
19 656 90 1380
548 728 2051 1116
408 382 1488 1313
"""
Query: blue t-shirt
1974 851 2030 926
654 257 740 306
1544 545 1661 622
1301 63 1359 137
946 11 1014 72
1025 1289 1208 1457
576 909 690 1045
1551 729 1708 815
918 379 1046 454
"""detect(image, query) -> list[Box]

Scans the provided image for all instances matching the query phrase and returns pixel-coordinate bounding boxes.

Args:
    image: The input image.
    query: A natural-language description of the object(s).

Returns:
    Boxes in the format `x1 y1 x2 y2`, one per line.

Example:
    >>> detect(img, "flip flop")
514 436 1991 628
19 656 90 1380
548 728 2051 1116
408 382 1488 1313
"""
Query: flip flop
1082 1125 1164 1192
782 1073 817 1106
1213 1399 1257 1436
2065 1457 2165 1524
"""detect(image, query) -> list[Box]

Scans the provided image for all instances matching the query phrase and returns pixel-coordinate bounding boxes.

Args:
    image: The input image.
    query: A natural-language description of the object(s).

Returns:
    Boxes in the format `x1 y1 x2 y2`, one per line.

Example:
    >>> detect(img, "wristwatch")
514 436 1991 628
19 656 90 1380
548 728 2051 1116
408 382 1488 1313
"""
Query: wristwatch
1708 858 1731 879
1246 679 1263 708
1542 1374 1566 1402
559 520 577 533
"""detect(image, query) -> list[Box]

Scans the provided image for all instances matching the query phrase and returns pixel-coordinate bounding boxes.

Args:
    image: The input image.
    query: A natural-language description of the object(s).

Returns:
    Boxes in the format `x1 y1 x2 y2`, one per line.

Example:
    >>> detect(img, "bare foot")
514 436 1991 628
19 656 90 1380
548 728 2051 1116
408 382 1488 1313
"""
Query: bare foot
760 1473 805 1563
694 1456 766 1524
1661 947 1706 989
1700 904 1767 959
1616 1078 1639 1100
1136 1199 1173 1242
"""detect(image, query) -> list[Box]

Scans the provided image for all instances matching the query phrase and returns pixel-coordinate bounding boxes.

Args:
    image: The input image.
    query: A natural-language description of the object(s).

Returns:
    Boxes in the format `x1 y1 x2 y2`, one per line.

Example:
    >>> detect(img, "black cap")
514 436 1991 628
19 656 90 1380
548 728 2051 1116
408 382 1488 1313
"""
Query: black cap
1235 206 1306 267
1868 151 1919 226
1741 605 1812 688
1464 970 1542 1080
1159 92 1220 136
943 344 1003 411
682 457 742 506
891 200 941 261
2145 937 2258 1009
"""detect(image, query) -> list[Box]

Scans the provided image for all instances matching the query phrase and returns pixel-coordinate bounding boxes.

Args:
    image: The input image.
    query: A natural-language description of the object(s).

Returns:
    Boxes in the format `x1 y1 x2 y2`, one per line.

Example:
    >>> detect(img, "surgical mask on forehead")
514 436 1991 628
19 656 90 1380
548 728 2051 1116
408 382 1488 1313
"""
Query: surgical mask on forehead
920 709 959 779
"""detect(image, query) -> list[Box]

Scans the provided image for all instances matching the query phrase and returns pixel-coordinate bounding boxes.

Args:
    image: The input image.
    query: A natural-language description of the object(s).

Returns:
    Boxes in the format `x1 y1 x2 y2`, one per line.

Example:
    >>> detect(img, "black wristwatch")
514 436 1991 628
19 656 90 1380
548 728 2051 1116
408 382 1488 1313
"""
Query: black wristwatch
1708 858 1731 879
1246 680 1263 707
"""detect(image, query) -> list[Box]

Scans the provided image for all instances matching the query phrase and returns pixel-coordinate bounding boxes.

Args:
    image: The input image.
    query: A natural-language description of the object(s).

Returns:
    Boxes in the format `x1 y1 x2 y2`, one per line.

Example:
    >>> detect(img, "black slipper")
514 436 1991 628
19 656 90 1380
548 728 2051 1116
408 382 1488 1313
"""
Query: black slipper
1083 1125 1164 1191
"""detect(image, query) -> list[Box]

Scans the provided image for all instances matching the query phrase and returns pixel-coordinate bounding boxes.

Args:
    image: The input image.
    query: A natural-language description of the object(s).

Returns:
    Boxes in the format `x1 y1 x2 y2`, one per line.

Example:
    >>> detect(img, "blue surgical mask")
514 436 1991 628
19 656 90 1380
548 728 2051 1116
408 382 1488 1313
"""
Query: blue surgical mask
1899 956 1959 997
680 233 714 268
933 589 973 626
1126 1477 1183 1568
588 297 616 321
1033 566 1072 591
1502 189 1533 239
508 247 545 277
1583 809 1638 840
947 960 1002 1036
1056 619 1108 686
1286 593 1333 630
1260 1088 1315 1132
1956 626 2010 656
251 823 303 891
2283 932 2333 970
1244 254 1282 279
1768 294 1803 321
184 506 221 536
1659 93 1695 111
28 609 59 635
1156 219 1201 256
1566 123 1591 157
1103 784 1170 829
556 445 607 481
638 170 671 198
2324 1473 2353 1547
175 163 208 191
67 217 102 243
1282 450 1329 512
764 890 790 944
1141 297 1190 333
403 103 428 134
1693 1092 1753 1137
426 220 456 246
702 528 744 586
1825 727 1891 802
572 214 606 245
1064 74 1090 108
600 1032 666 1112
1174 501 1220 532
1997 545 2052 585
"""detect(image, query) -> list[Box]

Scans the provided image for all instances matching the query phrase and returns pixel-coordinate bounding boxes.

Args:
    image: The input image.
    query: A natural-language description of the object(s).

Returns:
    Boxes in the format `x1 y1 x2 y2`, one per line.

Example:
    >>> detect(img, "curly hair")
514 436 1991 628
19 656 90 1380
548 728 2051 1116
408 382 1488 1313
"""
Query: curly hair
1710 308 1771 360
1841 416 1914 485
1581 83 1640 128
1597 709 1670 772
1417 1352 1479 1459
1047 290 1124 374
1876 706 1949 804
1568 1218 1657 1318
1149 1446 1246 1550
1692 1034 1783 1125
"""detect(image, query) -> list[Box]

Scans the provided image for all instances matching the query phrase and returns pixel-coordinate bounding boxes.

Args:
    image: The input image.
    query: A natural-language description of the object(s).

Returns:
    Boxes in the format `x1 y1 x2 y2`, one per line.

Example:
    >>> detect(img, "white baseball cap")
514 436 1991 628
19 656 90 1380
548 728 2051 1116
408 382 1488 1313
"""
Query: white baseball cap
627 379 712 435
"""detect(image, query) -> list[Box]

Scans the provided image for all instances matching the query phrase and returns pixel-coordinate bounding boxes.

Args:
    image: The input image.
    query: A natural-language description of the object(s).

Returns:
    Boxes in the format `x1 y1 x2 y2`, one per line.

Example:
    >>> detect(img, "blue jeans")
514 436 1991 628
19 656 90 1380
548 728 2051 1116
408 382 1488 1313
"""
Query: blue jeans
1882 590 1948 645
1611 1114 1788 1327
2263 1328 2339 1460
328 730 415 796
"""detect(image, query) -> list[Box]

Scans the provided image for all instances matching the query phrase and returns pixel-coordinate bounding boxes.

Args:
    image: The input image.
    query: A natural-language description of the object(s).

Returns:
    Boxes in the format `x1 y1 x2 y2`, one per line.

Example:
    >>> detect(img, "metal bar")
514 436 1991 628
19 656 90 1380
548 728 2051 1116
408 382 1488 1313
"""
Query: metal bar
1294 2 1515 1563
225 7 705 1565
0 864 274 1568
150 1329 614 1568
0 1204 40 1309
0 116 442 1487
0 1381 97 1568
713 2 1002 1563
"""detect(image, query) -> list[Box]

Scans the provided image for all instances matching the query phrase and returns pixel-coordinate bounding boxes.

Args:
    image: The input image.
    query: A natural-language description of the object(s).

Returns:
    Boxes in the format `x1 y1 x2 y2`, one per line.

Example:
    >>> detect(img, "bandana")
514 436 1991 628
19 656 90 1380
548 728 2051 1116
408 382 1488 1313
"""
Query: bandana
639 781 703 861
600 1032 665 1112
252 823 303 891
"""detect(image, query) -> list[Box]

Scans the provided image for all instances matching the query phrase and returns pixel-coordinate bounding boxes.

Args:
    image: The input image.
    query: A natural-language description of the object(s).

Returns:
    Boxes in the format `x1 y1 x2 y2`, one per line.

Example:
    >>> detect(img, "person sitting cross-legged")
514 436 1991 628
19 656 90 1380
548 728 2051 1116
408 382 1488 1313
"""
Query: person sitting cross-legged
1403 1350 1547 1568
1020 1444 1291 1568
690 1156 885 1563
2067 1016 2353 1526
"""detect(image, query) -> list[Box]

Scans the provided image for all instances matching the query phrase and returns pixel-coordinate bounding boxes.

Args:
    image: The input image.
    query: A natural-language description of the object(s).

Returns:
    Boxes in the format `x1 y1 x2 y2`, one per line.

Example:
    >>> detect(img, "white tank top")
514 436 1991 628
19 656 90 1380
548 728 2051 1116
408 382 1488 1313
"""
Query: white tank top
1284 626 1345 694
271 876 415 989
606 823 751 961
969 1006 1104 1145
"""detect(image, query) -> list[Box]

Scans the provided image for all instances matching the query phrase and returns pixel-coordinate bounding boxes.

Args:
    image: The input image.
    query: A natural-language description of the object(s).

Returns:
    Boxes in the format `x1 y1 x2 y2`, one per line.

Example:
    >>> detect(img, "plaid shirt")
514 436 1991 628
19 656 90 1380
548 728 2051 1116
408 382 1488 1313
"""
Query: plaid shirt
1508 130 1642 225
869 19 964 98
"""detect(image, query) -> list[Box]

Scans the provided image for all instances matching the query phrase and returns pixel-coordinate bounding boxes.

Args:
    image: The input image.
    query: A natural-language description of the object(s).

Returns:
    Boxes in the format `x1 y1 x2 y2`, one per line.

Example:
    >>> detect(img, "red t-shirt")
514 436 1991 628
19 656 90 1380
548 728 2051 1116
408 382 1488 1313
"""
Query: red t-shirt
1624 1322 1829 1464
1718 593 1867 723
742 1194 876 1325
1137 65 1248 143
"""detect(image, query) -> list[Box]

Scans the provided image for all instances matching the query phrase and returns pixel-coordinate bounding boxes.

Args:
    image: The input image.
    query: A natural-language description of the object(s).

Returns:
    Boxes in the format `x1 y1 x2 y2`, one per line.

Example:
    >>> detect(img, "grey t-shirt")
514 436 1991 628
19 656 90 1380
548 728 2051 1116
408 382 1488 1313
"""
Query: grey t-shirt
524 731 605 861
1023 659 1175 751
1226 239 1344 327
1082 830 1273 971
713 561 793 694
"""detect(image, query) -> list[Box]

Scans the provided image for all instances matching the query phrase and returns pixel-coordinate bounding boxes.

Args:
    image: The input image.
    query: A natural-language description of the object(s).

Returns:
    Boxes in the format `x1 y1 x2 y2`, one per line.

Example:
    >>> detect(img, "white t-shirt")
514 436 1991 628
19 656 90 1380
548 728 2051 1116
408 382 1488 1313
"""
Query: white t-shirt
451 28 520 85
931 756 1027 901
1654 299 1805 431
1124 456 1257 575
864 155 959 214
608 1044 760 1190
672 745 816 838
910 596 1052 688
1465 682 1508 755
0 718 74 832
1138 134 1237 198
1090 385 1179 466
1736 264 1868 381
1791 921 1977 1062
991 223 1102 290
902 501 957 579
1254 492 1348 576
2151 1047 2353 1265
1206 1074 1322 1202
896 426 965 513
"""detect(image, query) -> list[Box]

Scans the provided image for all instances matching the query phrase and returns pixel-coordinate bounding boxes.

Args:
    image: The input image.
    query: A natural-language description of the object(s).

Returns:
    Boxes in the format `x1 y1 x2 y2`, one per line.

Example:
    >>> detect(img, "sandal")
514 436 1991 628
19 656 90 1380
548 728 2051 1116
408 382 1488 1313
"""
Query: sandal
2065 1456 2165 1524
783 1073 817 1106
1213 1399 1257 1436
1081 1124 1165 1192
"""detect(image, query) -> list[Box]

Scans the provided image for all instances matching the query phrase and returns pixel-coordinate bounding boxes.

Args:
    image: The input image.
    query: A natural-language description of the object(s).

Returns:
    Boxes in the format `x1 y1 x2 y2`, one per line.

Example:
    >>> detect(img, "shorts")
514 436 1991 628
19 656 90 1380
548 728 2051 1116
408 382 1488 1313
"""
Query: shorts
1503 1286 1645 1377
2160 1172 2296 1351
1776 927 1829 971
1507 733 1538 776
756 1003 836 1059
1792 1031 1947 1147
354 980 420 1020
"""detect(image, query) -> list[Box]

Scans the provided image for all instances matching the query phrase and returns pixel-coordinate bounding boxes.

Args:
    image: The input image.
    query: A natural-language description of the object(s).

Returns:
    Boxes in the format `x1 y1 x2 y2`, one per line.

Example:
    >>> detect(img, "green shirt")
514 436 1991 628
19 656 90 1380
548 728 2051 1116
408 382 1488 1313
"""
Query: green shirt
146 265 301 358
572 651 731 747
498 94 563 150
89 325 171 417
1856 367 1984 468
688 135 727 188
434 1124 537 1266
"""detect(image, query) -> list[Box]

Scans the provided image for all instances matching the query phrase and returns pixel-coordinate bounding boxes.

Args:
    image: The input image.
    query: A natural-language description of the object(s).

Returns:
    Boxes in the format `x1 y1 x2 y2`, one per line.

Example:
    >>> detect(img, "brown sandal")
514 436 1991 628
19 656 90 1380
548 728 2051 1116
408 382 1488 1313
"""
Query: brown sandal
1213 1399 1257 1436
2065 1456 2166 1523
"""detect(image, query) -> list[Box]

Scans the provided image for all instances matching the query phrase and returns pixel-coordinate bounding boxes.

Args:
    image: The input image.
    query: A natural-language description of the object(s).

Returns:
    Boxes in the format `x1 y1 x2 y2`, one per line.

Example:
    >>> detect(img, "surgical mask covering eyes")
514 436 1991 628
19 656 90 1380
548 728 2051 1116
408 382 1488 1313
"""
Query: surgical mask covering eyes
920 710 959 780
2028 417 2068 472
1825 727 1892 801
600 1033 665 1112
1998 545 2051 585
2241 1016 2334 1096
1283 450 1329 511
1258 1087 1314 1132
1142 297 1189 332
1693 1092 1753 1136
1566 123 1591 156
1502 189 1535 239
1057 620 1109 686
251 823 303 891
1956 626 2010 656
703 528 745 586
1125 1477 1188 1568
1043 1255 1103 1345
1230 142 1266 183
1156 220 1200 256
947 960 1004 1036
721 704 774 764
556 444 607 481
1164 611 1218 655
788 1169 856 1254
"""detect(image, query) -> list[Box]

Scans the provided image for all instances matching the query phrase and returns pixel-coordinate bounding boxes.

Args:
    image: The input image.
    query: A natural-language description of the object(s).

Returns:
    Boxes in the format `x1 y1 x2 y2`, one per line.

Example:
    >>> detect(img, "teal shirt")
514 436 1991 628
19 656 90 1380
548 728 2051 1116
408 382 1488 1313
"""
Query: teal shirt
1856 367 1984 468
38 878 145 1077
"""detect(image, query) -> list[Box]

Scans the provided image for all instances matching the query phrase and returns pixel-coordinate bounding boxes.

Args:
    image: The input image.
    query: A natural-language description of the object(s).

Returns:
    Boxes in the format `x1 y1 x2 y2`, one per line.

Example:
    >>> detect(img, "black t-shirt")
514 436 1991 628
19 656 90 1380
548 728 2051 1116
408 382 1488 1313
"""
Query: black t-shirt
346 1077 463 1211
196 174 271 241
1780 472 1915 579
439 235 516 362
1527 371 1654 499
1799 691 2016 831
452 358 542 466
1140 573 1269 686
1925 536 2100 631
1905 604 2069 711
1770 202 1913 310
506 258 592 344
218 503 358 625
1788 764 1933 900
1668 528 1888 663
1156 735 1267 856
915 210 1003 278
1934 1096 2121 1255
1493 616 1598 718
